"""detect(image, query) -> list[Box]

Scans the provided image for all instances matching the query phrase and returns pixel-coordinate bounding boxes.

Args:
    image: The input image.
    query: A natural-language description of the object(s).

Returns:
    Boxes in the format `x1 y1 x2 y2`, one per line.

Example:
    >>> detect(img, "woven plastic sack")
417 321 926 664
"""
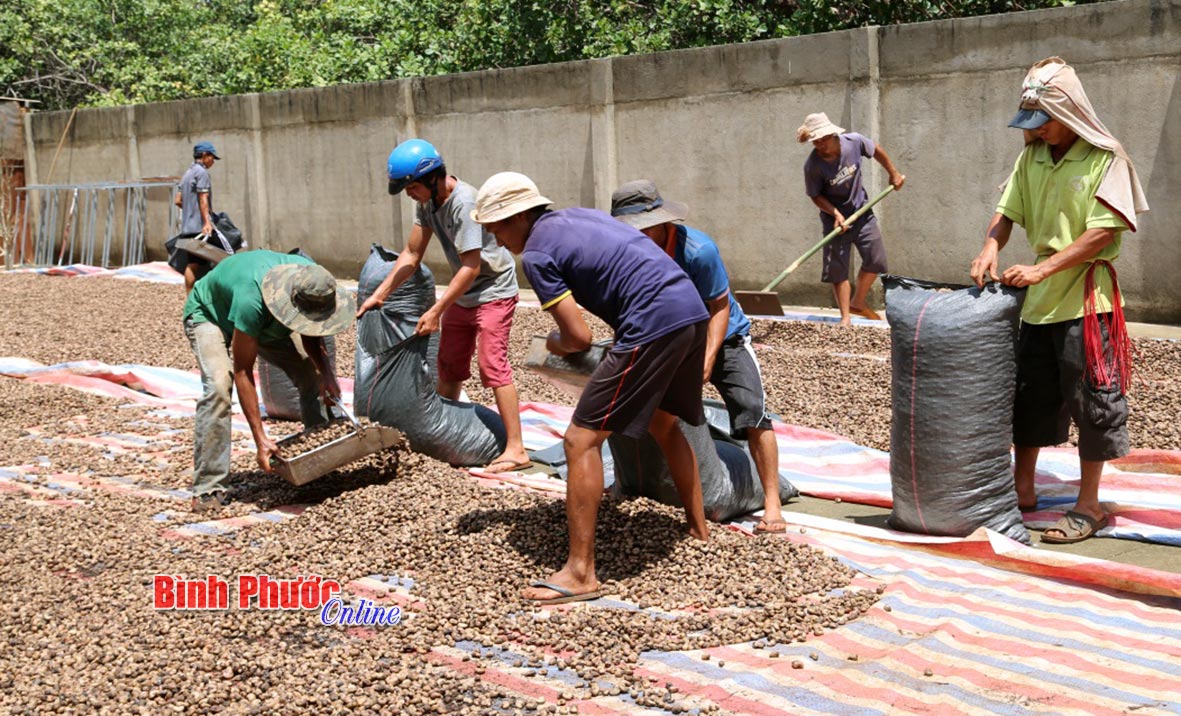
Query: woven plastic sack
884 276 1029 544
609 400 799 523
354 244 505 466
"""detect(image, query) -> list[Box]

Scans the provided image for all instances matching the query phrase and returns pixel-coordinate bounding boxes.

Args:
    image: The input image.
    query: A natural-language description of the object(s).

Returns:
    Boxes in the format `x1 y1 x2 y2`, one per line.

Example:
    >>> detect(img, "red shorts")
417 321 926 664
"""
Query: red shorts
437 295 518 388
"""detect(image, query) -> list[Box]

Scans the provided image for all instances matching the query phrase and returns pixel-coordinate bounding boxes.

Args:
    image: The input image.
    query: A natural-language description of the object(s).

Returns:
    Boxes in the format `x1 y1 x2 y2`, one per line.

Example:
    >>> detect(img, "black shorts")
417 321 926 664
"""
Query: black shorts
820 214 887 283
573 321 707 439
1013 316 1129 462
709 333 773 436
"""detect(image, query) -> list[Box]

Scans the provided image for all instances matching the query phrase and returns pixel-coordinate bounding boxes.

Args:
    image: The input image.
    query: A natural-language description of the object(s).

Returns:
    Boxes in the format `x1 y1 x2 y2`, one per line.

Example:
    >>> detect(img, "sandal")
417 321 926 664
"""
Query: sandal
754 518 789 535
1041 510 1108 544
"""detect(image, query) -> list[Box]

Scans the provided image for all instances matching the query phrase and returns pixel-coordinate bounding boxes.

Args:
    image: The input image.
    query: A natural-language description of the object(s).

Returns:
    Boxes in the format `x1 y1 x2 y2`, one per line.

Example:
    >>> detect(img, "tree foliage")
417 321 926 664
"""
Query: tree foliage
1 0 1094 110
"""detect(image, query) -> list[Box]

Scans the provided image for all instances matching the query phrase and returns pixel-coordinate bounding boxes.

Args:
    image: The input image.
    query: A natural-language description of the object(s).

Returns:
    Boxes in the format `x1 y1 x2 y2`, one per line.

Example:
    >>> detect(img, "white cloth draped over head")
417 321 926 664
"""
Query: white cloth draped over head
1018 57 1149 231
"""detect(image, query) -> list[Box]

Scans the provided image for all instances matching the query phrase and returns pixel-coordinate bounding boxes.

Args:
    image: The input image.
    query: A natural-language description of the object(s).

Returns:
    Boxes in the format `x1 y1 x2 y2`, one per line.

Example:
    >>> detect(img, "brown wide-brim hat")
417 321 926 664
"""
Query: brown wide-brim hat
261 263 356 337
609 179 689 231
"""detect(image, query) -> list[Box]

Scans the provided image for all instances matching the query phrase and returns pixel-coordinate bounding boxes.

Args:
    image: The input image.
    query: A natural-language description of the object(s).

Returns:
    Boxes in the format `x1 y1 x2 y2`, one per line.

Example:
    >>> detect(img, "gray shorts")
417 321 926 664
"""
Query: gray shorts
820 214 887 283
1013 316 1129 462
709 333 773 436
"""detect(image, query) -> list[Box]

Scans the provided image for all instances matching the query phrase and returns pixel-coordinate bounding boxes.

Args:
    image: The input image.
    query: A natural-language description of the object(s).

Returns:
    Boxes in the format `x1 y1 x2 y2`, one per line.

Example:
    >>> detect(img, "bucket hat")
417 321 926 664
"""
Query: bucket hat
796 113 845 143
609 180 689 230
261 263 355 337
470 172 552 224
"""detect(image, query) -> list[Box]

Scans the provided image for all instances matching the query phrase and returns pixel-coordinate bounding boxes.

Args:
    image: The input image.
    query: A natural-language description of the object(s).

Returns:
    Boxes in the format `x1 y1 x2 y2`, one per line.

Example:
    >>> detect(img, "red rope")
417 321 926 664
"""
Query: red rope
1082 260 1133 392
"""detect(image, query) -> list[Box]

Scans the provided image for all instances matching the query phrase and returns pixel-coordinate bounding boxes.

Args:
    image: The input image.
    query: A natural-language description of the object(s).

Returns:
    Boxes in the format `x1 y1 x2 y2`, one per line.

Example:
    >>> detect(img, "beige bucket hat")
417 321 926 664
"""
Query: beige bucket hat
796 112 845 143
609 179 689 230
470 172 553 224
261 263 356 337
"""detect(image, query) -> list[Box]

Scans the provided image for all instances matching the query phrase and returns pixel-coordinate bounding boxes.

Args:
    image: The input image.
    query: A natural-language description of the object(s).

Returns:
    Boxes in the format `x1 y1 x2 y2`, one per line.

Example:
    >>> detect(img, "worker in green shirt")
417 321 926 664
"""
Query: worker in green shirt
970 57 1148 544
183 250 355 511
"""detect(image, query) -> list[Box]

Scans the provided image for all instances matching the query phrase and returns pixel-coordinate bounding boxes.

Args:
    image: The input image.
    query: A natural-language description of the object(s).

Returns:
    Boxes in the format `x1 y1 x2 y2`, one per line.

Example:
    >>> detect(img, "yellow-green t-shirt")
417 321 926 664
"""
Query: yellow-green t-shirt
996 139 1129 325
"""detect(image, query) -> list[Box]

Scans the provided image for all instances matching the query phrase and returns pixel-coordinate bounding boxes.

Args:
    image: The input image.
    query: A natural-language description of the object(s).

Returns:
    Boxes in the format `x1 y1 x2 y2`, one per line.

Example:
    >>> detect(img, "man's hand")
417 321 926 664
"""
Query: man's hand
256 435 280 473
969 246 1000 288
545 329 571 357
415 306 442 336
833 210 849 234
889 172 906 191
702 359 716 385
356 293 384 318
1001 263 1047 288
201 220 213 237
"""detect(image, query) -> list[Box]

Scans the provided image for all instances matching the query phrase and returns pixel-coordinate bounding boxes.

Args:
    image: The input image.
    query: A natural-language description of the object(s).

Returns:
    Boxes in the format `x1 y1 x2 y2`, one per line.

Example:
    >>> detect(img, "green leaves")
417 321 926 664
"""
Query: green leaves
0 0 1108 109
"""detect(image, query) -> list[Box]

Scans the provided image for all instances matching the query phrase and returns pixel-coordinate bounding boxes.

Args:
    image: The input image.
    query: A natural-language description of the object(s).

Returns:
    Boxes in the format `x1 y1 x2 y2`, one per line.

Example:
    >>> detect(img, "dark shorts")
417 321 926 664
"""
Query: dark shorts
709 333 773 436
1013 316 1129 462
820 214 887 283
573 321 707 439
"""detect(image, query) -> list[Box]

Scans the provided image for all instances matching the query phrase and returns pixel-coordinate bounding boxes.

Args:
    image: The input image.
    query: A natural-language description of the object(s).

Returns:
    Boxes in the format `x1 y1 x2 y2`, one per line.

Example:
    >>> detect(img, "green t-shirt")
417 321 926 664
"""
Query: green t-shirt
996 139 1129 325
183 250 314 344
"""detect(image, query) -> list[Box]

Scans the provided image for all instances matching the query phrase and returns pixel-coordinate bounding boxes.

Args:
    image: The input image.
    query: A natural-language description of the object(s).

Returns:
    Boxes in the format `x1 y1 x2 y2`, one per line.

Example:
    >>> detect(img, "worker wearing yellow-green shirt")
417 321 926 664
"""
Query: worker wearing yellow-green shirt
970 57 1149 546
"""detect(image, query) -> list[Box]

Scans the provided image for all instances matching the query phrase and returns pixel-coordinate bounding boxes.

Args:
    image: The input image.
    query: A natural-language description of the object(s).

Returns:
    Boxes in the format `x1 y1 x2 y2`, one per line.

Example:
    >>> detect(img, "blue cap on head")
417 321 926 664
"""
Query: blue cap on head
1008 108 1051 130
387 139 444 195
193 141 220 159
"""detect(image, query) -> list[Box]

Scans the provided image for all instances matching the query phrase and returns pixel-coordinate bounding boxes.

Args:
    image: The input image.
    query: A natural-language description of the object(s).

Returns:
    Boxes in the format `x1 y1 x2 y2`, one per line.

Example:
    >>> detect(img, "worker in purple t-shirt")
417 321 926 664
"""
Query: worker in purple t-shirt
471 172 711 606
799 112 905 325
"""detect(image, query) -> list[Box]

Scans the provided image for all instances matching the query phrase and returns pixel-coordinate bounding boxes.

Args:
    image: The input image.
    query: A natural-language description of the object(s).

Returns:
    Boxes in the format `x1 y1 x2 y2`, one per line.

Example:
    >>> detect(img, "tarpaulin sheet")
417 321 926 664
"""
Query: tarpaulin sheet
3 363 1180 715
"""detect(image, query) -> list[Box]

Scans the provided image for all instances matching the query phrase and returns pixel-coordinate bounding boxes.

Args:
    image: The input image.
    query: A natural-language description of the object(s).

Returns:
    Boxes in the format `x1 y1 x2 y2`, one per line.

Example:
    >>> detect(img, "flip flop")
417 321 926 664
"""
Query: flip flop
754 518 789 535
480 459 533 474
851 306 883 321
1040 510 1109 544
526 580 602 605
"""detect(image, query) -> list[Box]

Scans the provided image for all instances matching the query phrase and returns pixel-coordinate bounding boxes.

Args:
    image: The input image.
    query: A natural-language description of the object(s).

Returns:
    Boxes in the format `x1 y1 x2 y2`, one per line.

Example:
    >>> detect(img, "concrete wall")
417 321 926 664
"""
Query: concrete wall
25 0 1181 322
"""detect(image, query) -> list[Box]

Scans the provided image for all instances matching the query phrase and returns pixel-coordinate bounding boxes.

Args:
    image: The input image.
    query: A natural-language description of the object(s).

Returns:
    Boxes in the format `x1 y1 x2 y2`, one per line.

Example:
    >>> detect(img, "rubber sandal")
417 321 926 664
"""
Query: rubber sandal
1040 510 1108 544
479 459 533 474
526 580 602 605
754 519 789 534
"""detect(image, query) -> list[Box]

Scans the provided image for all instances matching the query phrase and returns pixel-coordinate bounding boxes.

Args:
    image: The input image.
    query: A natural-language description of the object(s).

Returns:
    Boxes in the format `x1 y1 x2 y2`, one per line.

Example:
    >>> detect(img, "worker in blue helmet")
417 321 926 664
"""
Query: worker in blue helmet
358 139 532 475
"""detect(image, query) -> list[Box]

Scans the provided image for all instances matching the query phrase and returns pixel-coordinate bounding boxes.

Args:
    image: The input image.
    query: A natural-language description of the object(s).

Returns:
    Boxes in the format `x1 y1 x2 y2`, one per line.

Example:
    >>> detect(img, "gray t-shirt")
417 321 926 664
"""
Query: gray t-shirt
803 132 876 233
179 162 213 235
414 178 518 308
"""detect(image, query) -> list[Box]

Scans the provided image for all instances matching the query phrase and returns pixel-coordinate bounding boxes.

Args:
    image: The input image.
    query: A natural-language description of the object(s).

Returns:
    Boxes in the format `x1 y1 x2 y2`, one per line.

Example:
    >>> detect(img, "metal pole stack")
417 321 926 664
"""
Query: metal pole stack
10 178 176 268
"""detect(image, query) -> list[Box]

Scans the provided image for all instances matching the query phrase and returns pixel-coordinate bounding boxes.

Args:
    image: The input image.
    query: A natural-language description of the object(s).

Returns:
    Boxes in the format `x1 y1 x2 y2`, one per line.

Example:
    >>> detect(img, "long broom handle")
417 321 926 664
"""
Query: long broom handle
760 184 895 293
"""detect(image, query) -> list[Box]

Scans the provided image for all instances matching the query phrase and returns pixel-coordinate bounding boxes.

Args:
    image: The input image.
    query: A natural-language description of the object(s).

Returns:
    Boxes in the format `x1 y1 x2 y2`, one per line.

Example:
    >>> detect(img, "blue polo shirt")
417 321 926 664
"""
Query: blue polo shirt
522 208 708 351
674 225 751 340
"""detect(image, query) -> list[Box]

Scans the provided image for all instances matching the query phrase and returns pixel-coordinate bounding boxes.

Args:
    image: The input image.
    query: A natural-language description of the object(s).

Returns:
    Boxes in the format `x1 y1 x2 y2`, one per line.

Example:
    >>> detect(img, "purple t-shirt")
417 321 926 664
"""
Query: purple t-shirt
522 208 708 351
803 132 876 232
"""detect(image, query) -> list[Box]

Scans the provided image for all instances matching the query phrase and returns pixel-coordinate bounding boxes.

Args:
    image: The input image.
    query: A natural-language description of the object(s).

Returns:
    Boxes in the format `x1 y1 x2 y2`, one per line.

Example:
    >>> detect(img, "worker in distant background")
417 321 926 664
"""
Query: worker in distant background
970 57 1148 544
183 250 354 512
357 139 531 475
173 141 220 293
610 179 786 535
799 113 905 325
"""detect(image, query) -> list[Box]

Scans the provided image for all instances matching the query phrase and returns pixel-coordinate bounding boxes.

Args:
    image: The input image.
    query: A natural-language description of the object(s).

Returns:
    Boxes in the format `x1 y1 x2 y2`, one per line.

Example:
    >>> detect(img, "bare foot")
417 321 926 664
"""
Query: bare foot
838 317 852 327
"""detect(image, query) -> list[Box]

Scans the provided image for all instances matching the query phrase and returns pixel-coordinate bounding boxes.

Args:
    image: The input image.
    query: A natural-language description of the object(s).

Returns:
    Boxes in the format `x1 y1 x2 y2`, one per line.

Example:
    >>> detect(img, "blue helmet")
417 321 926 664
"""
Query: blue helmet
387 139 444 195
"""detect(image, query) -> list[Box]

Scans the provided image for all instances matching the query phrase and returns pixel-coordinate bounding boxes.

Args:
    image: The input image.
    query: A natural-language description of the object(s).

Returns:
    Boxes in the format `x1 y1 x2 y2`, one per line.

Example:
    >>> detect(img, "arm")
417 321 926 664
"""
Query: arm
174 191 183 209
198 192 213 236
300 335 341 403
356 224 431 317
416 248 481 335
872 145 906 190
702 293 730 383
230 329 278 472
970 213 1014 288
810 195 848 233
1001 228 1118 288
545 296 593 356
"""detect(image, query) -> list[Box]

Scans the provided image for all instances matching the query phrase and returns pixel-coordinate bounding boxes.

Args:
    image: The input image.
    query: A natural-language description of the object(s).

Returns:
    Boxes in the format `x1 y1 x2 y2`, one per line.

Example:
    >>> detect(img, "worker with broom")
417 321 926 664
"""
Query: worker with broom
799 113 906 325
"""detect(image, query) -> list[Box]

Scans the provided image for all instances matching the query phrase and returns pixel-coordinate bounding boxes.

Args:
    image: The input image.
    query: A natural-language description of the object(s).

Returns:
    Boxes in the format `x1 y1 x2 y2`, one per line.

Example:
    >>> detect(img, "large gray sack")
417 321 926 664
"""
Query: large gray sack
884 276 1029 544
259 337 336 421
354 244 505 466
609 400 799 523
